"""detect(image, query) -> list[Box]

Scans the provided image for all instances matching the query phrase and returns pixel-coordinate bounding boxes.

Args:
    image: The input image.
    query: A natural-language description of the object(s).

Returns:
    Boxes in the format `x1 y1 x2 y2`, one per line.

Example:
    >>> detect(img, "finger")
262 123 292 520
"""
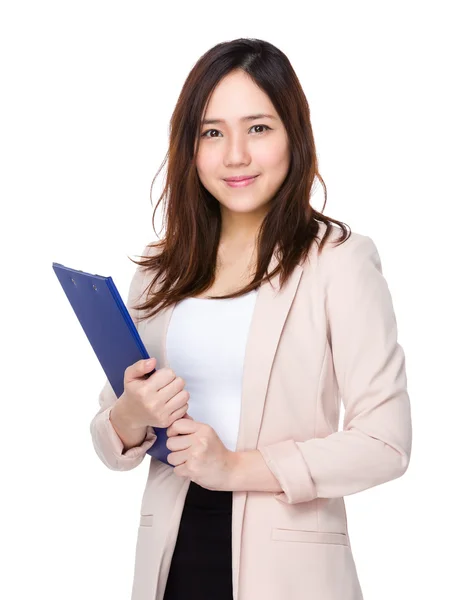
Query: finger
168 403 189 423
173 464 187 477
167 418 198 437
166 433 192 452
168 449 188 467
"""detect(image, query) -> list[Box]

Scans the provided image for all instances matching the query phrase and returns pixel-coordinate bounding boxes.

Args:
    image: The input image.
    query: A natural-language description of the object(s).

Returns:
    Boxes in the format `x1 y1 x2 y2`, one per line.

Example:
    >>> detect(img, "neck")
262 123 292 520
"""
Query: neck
219 206 267 249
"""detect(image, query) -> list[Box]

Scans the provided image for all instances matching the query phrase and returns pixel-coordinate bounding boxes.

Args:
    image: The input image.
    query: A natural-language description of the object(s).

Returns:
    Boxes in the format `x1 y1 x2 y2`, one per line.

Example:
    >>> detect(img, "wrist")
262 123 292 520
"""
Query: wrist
110 401 149 452
111 398 141 432
228 450 283 493
228 451 245 491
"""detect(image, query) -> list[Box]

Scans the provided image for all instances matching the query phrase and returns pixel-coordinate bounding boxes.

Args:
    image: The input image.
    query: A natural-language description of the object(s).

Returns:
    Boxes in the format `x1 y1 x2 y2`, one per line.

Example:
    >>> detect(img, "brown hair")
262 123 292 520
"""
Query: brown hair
129 38 350 323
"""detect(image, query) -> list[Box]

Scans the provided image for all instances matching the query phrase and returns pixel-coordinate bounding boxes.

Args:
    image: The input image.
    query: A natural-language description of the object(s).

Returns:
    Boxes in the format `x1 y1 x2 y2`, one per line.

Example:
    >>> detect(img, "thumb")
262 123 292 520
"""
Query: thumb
183 412 194 420
125 357 156 384
140 357 156 377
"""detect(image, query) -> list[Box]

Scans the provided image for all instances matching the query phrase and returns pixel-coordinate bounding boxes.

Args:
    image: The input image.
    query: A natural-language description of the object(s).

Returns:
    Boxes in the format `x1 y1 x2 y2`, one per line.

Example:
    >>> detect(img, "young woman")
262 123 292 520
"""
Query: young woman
90 38 412 600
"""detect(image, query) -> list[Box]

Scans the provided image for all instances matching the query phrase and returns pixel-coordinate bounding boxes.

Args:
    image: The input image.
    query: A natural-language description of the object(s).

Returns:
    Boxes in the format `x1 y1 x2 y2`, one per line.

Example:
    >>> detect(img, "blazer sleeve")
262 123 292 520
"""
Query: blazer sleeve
89 243 157 471
258 235 412 503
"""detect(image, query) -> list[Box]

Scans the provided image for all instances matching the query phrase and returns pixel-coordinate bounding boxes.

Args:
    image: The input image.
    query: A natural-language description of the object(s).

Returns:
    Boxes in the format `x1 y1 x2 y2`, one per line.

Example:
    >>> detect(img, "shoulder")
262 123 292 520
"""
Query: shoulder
134 240 165 273
142 240 165 258
307 221 382 278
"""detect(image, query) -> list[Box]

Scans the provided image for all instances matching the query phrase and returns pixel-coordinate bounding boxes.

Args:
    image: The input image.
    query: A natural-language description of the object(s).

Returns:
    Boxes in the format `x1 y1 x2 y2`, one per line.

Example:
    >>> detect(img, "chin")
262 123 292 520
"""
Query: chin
224 204 269 217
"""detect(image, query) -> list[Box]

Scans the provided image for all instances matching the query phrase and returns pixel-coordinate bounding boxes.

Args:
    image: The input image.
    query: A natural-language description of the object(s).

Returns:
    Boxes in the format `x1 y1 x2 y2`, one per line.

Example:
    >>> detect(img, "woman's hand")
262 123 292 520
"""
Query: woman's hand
166 415 237 491
118 359 190 429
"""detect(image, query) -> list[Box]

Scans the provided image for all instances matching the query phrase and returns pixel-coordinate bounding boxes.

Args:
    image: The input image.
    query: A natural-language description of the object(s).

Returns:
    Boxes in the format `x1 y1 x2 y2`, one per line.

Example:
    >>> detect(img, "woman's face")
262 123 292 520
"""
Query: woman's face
195 70 290 222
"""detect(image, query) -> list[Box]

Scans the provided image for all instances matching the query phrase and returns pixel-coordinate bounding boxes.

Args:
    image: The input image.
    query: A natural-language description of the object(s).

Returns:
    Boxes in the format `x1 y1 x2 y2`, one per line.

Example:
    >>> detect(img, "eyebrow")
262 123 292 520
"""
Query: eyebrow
201 113 277 125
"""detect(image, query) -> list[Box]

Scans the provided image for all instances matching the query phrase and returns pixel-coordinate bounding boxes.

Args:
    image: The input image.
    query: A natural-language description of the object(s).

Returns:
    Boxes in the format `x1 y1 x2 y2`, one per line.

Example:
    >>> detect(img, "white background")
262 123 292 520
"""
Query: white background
1 1 470 598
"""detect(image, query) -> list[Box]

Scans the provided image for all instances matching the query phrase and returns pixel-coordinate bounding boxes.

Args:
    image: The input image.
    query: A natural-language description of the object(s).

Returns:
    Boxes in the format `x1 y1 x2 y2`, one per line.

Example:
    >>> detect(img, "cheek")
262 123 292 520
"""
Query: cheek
195 148 219 175
258 152 289 179
256 137 290 169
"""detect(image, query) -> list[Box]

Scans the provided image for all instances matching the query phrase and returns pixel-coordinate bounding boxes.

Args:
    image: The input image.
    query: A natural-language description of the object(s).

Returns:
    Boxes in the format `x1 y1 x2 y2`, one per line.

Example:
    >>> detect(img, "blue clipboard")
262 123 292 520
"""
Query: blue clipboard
52 262 171 465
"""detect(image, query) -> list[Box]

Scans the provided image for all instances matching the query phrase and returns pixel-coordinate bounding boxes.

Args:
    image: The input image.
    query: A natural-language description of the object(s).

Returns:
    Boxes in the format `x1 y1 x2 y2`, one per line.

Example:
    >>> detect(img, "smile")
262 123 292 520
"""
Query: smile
224 175 260 188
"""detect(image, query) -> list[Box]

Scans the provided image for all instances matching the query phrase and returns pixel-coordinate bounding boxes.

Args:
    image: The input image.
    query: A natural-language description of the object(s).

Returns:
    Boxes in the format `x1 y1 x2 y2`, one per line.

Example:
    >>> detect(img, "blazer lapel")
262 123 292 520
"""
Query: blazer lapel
236 252 305 452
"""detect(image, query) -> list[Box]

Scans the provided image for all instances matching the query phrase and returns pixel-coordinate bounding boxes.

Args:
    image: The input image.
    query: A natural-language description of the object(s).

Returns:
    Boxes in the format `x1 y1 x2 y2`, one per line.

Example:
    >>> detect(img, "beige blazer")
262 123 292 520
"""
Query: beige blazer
90 221 412 600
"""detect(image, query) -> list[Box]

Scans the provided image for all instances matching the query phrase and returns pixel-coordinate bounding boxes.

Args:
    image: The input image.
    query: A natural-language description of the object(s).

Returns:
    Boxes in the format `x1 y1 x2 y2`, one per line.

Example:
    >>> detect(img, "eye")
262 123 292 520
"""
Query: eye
200 124 272 138
250 124 271 135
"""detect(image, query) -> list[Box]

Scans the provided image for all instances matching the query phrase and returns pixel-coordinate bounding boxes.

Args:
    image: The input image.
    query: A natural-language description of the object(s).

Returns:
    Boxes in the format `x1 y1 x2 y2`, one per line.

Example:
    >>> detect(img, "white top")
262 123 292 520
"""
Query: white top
166 288 259 452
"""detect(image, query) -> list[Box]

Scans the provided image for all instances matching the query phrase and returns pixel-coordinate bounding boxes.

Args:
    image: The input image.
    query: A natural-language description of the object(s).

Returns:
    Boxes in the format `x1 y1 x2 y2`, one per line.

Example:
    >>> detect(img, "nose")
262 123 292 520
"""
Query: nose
223 133 251 167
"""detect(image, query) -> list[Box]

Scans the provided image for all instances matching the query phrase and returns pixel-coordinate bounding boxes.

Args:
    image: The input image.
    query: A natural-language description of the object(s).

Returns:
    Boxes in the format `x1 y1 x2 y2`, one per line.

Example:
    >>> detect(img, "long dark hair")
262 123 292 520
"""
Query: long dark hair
130 38 350 323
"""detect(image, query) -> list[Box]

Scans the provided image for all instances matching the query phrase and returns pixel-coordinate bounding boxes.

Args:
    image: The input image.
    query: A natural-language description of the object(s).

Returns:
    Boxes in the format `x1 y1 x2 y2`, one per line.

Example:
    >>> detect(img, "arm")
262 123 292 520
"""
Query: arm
89 243 157 471
252 235 412 503
110 401 148 452
228 450 283 493
90 380 157 471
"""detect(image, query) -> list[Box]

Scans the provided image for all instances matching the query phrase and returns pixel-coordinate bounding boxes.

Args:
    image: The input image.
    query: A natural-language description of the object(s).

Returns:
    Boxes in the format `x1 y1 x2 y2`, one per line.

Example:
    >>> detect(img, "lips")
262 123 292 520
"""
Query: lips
223 175 259 182
223 175 259 188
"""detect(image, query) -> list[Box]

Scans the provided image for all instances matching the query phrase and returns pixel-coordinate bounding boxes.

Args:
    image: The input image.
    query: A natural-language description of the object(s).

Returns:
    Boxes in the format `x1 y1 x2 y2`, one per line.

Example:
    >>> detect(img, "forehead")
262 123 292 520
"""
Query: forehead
201 71 277 123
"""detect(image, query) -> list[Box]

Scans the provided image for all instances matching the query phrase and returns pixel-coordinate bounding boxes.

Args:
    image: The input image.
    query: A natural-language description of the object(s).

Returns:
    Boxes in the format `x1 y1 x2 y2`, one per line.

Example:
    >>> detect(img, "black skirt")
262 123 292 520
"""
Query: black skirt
163 480 233 600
